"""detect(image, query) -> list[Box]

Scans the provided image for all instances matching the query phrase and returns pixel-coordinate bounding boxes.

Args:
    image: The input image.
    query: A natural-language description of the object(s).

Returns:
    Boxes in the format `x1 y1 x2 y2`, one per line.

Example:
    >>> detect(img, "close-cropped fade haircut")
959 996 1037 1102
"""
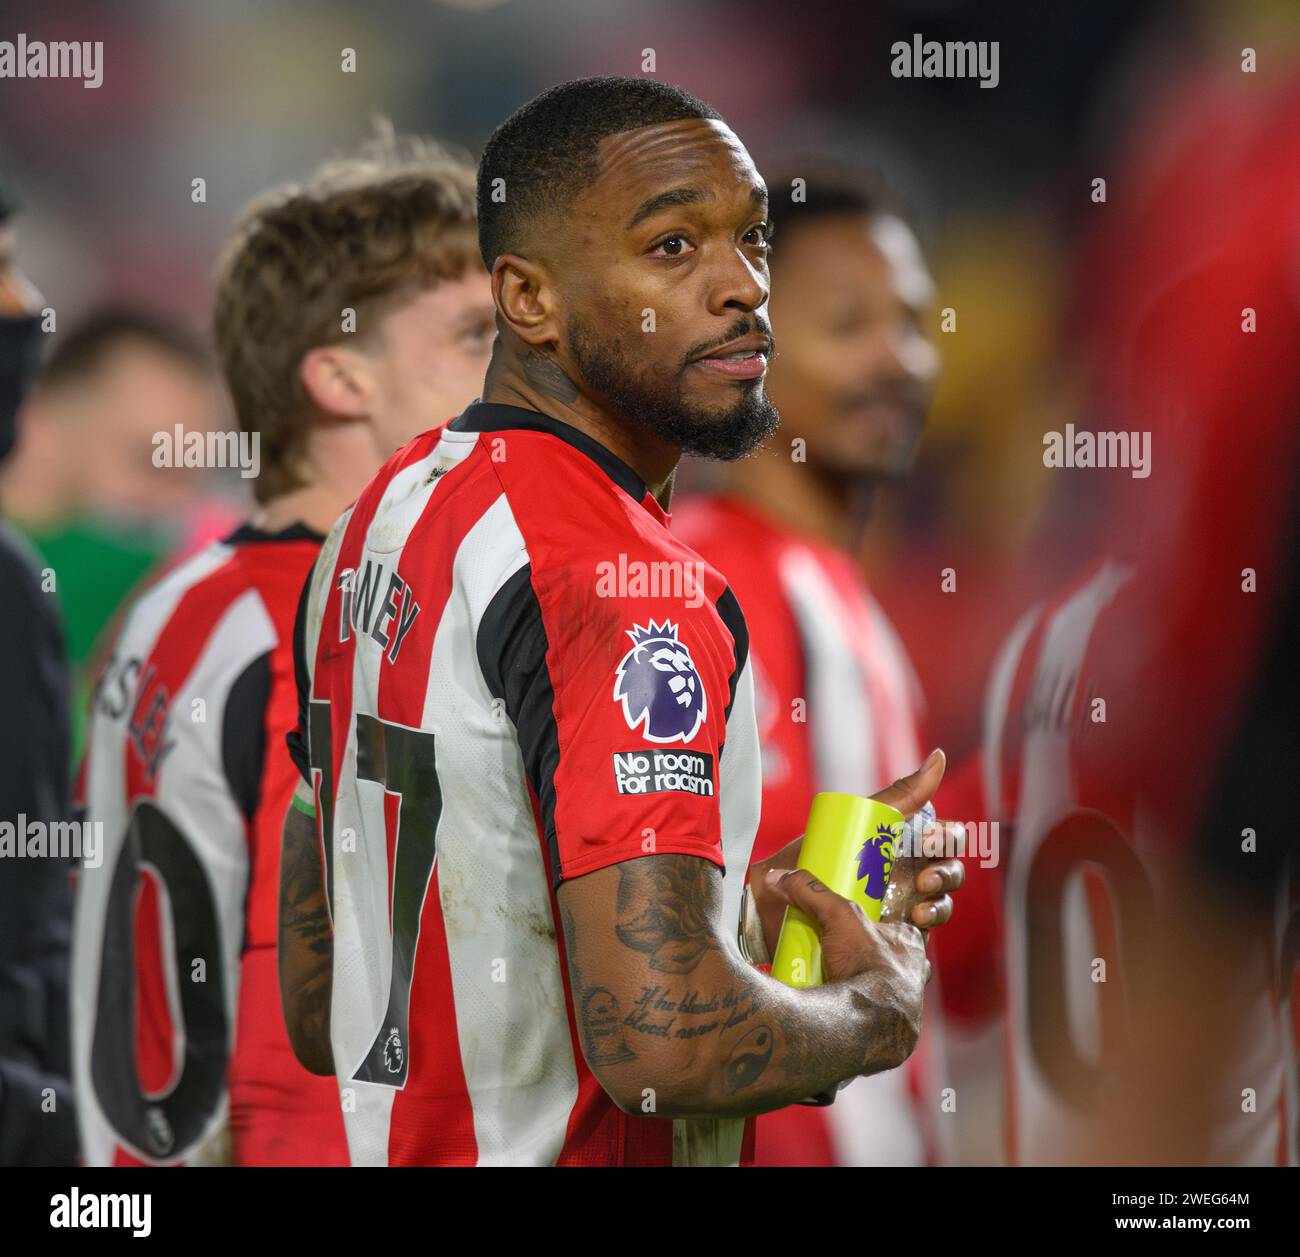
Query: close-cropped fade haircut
476 76 721 270
213 122 479 504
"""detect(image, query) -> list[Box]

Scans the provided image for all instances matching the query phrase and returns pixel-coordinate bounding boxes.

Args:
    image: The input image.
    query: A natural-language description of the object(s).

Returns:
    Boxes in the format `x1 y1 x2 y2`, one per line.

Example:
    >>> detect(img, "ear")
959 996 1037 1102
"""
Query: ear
492 253 558 348
298 343 375 420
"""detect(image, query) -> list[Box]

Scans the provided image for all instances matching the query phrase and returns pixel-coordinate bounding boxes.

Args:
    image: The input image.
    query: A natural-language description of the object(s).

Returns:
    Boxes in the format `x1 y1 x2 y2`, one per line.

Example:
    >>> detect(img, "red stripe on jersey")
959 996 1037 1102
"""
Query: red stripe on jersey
132 869 174 1096
122 556 245 804
381 440 501 1166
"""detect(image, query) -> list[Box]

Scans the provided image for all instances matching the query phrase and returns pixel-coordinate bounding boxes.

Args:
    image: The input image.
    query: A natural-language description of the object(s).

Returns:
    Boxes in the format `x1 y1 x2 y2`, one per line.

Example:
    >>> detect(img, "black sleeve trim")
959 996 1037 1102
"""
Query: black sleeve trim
477 564 564 883
285 559 316 787
222 652 271 822
715 584 749 728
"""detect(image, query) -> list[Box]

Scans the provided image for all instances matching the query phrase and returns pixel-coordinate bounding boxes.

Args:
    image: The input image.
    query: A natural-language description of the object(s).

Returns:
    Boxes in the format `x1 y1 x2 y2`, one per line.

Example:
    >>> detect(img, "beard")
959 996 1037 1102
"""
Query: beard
567 313 780 461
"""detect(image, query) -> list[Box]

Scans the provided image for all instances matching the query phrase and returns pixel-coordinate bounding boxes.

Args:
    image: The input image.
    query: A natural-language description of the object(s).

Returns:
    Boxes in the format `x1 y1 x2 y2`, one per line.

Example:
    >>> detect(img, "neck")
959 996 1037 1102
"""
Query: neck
718 447 875 552
253 419 393 536
251 481 347 536
483 341 679 510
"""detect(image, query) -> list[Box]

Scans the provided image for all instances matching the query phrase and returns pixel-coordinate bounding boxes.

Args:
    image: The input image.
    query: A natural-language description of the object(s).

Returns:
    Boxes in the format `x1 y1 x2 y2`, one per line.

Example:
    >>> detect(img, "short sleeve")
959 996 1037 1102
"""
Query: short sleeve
477 560 745 886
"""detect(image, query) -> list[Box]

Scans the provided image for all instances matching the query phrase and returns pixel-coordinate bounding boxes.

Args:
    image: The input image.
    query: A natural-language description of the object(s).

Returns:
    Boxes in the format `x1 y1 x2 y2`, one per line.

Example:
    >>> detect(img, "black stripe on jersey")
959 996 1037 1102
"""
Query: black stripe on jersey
715 585 749 728
222 651 271 822
451 401 648 503
222 521 326 547
285 557 317 788
476 563 564 883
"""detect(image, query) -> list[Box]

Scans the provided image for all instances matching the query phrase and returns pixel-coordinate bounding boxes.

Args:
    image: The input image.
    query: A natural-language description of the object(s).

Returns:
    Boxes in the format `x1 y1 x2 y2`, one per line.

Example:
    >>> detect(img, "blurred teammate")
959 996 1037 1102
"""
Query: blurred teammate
0 180 78 1166
673 164 941 1165
278 77 964 1167
71 131 494 1165
969 66 1300 1166
0 309 227 756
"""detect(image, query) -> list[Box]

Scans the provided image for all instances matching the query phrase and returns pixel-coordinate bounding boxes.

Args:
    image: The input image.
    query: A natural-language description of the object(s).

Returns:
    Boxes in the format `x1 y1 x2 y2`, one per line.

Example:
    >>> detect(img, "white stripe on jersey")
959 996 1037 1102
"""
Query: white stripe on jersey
328 461 444 1166
672 651 762 1167
430 494 576 1166
779 548 874 794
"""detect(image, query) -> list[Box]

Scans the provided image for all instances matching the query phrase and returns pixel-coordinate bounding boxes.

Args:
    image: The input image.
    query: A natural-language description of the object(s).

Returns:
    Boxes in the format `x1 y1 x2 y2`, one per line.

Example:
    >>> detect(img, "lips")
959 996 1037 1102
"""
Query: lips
689 332 772 380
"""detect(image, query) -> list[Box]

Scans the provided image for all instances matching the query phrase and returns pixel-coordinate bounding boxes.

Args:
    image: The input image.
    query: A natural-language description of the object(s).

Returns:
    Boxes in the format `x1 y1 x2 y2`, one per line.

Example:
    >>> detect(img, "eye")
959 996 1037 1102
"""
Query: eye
461 316 496 350
742 222 773 251
649 233 694 260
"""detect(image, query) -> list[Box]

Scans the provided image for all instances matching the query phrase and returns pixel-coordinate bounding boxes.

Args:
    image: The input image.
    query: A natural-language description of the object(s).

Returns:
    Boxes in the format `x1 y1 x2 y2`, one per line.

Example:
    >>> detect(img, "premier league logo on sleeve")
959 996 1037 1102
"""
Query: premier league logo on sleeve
614 620 707 744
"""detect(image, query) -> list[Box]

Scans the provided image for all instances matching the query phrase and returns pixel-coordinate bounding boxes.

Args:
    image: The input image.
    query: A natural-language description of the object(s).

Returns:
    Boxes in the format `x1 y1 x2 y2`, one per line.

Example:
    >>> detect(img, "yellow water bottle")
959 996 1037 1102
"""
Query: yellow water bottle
771 792 905 989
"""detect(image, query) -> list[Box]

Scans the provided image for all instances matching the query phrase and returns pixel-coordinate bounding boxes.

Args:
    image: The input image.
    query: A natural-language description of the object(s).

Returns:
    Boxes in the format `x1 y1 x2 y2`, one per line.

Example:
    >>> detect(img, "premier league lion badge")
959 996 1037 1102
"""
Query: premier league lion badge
855 824 896 899
614 619 707 743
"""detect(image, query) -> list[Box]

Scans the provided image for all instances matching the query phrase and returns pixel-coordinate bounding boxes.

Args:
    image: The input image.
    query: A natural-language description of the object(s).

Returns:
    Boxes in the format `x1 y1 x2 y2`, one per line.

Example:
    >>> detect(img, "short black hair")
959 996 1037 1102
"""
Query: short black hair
39 307 210 392
477 75 721 269
761 159 902 264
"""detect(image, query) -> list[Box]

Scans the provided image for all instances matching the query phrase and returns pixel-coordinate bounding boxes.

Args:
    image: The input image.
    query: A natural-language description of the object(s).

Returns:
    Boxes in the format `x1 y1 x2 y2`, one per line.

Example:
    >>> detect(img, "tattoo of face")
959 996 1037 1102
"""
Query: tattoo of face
522 349 579 404
615 856 720 974
580 986 638 1065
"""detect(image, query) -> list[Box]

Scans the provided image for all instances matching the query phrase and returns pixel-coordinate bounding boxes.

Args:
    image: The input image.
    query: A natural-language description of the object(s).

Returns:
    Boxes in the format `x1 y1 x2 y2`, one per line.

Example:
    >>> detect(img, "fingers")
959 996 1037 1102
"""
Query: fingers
871 748 946 819
764 867 863 932
916 857 965 895
910 894 953 929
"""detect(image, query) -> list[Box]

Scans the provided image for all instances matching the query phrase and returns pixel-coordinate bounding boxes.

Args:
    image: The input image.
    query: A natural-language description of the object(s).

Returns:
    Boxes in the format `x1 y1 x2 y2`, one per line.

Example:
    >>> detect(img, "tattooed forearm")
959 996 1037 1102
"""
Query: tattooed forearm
278 805 334 1074
621 984 762 1044
615 856 719 973
579 987 639 1065
559 853 922 1119
723 1026 775 1092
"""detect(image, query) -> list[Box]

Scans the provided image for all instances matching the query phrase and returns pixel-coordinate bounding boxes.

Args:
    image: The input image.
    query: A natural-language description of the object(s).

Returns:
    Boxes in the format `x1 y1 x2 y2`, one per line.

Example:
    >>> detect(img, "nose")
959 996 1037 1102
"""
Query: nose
707 244 768 317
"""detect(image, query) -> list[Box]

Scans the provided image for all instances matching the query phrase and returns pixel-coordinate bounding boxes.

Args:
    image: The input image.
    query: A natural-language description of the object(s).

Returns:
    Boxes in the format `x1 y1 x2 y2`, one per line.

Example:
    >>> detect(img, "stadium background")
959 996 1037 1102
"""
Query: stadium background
6 0 1296 760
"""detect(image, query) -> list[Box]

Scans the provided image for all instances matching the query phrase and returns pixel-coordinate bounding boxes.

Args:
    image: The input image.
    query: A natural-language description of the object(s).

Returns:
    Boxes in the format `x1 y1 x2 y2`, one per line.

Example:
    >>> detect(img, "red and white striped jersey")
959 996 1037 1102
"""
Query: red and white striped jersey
71 524 350 1166
292 402 762 1166
674 494 930 1168
983 558 1294 1165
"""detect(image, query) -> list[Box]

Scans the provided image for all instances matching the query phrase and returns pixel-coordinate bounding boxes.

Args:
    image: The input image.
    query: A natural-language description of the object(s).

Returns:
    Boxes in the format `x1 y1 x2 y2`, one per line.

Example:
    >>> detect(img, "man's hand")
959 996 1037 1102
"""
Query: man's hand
748 749 966 958
761 867 933 988
761 868 931 1070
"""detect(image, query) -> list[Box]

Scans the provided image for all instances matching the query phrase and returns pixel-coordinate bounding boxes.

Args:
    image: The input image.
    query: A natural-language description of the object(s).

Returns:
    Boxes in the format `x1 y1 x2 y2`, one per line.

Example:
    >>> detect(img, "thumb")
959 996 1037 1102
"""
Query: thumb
870 748 946 820
764 868 855 932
